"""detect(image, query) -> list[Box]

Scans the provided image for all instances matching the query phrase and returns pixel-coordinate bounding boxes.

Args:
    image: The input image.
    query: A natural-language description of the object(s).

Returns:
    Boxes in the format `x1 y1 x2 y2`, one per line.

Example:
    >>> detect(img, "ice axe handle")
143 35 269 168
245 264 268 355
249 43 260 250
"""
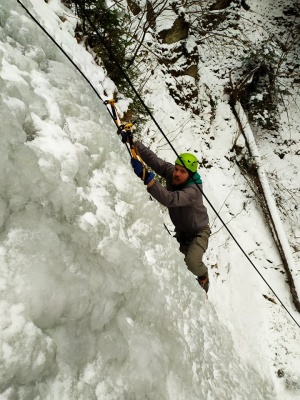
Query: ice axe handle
131 146 146 181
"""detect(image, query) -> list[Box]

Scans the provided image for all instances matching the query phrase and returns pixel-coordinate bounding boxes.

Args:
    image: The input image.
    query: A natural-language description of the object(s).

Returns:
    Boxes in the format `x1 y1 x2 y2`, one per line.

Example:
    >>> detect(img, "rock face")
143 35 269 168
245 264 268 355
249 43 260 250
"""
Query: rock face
157 16 200 113
209 0 233 10
125 0 200 112
127 0 141 15
158 16 189 44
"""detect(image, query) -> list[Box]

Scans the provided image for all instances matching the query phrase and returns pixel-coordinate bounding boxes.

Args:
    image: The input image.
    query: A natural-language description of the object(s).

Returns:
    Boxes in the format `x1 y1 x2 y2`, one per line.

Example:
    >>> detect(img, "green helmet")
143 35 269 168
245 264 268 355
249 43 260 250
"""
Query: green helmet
175 153 199 173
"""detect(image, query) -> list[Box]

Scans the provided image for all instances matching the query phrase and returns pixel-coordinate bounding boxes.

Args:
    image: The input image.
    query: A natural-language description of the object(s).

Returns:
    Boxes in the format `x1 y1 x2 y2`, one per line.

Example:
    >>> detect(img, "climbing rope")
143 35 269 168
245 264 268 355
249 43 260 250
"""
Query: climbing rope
15 0 300 329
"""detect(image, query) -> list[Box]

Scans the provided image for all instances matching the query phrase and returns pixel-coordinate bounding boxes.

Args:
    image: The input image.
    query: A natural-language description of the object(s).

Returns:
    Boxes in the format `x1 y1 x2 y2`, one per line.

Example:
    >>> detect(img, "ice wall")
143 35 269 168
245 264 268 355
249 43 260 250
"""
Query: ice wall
0 1 274 399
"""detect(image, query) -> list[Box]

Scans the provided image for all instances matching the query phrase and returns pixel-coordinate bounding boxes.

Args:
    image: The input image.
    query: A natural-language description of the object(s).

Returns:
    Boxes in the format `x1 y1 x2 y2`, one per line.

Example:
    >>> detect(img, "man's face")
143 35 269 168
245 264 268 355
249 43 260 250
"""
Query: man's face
172 164 189 186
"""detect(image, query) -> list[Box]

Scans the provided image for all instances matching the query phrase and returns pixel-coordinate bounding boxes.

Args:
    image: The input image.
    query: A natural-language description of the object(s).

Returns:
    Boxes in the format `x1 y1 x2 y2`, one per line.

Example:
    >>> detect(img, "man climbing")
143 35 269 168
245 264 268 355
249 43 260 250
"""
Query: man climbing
122 133 211 292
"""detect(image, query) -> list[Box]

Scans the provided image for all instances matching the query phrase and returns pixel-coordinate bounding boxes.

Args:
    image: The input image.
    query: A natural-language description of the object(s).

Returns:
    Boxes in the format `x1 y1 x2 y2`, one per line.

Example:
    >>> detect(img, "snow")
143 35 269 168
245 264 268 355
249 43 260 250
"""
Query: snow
156 8 177 33
235 101 299 292
0 0 300 399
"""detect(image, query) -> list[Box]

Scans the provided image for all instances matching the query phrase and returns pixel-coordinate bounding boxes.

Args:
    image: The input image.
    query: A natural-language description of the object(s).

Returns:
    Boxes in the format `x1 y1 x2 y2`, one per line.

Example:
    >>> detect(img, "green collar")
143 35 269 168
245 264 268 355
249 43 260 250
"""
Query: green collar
186 172 202 186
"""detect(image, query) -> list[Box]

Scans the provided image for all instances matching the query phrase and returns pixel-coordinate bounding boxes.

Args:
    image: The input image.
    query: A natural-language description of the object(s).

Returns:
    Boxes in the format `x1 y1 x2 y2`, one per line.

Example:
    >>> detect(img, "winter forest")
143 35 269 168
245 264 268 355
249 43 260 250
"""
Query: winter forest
0 0 300 399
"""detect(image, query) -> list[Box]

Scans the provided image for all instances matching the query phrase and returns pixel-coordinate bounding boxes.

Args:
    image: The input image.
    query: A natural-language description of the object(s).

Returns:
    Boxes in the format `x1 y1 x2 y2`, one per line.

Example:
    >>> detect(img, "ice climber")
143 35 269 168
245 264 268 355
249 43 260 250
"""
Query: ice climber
123 133 211 292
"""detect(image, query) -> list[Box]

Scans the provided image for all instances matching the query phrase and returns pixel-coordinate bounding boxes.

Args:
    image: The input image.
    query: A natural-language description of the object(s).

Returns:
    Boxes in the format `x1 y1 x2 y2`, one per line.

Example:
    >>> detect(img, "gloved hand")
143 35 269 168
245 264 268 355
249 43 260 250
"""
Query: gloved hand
131 158 155 185
121 130 133 144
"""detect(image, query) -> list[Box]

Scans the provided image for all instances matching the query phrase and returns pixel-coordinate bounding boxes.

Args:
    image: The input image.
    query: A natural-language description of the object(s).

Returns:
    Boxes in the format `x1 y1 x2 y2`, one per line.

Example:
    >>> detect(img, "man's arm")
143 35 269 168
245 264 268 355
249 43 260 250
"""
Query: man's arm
147 180 198 207
147 179 155 188
134 140 174 179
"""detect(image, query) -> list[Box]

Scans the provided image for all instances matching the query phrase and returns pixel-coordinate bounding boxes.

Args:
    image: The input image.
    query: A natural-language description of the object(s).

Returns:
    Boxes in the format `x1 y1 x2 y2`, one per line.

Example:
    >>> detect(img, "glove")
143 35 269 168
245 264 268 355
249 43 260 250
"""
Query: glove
121 130 133 144
131 158 155 185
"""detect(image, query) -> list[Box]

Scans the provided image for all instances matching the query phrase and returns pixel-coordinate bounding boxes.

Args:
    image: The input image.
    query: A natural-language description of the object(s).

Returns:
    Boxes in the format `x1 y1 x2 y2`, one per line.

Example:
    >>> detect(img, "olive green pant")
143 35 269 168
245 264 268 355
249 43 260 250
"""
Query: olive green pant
178 226 210 277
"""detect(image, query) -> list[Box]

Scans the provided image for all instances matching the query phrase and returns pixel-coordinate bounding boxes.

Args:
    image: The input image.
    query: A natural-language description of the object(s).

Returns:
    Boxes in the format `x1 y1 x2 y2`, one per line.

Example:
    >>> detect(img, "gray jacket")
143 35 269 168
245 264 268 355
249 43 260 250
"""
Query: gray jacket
134 141 209 234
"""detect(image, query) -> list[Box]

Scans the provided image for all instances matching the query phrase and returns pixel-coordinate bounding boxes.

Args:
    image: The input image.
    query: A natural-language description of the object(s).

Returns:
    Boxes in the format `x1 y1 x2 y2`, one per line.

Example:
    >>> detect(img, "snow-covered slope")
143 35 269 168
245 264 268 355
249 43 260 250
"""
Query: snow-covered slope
0 0 299 399
129 0 300 397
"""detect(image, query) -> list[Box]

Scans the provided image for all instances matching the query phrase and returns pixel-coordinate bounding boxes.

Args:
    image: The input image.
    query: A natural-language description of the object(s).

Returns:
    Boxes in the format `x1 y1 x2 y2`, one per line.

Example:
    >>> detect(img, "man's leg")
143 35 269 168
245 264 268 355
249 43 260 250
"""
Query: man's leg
184 234 209 277
184 227 210 276
184 227 211 292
